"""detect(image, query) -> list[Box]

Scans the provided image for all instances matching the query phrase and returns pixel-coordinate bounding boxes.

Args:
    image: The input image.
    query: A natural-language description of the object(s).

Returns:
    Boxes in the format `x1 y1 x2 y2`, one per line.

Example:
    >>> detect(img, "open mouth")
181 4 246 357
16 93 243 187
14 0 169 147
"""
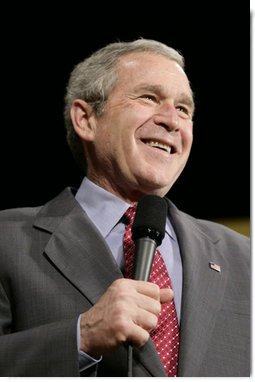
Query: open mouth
141 139 176 154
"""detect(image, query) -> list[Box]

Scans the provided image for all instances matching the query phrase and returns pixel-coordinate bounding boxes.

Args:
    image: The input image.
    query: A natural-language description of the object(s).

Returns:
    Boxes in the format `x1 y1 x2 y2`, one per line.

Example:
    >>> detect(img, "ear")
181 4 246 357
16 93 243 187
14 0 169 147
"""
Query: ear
70 99 96 142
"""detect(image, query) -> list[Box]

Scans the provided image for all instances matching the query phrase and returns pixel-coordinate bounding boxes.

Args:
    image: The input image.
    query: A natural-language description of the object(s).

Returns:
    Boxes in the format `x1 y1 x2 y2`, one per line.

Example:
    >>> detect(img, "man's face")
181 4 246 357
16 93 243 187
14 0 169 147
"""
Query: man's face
86 53 194 202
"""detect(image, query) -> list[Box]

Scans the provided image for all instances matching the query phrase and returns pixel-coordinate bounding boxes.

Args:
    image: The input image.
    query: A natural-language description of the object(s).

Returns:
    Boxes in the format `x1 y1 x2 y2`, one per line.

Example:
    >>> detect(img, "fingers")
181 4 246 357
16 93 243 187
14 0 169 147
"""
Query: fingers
131 279 174 304
134 304 159 331
133 279 161 299
133 286 174 332
79 278 174 356
127 324 150 348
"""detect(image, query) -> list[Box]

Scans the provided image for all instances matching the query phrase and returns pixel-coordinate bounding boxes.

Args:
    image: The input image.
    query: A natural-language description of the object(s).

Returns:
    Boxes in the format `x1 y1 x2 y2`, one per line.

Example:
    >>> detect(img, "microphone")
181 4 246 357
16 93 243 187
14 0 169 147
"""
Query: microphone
131 195 167 281
127 195 168 377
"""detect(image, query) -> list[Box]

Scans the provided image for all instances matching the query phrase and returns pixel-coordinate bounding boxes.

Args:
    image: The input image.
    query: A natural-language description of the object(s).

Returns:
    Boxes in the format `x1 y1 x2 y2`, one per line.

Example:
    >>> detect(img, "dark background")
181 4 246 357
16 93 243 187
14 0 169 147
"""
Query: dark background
0 6 249 220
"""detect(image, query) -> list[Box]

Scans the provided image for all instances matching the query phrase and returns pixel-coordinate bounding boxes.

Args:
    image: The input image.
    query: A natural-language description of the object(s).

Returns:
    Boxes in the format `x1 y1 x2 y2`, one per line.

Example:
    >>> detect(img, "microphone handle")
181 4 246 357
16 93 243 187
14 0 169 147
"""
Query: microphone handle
128 237 157 376
133 238 157 281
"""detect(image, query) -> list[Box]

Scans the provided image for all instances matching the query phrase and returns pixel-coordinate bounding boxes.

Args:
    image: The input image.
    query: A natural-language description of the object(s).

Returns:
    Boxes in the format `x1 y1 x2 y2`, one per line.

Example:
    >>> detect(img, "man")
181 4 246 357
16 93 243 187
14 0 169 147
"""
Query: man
0 39 250 377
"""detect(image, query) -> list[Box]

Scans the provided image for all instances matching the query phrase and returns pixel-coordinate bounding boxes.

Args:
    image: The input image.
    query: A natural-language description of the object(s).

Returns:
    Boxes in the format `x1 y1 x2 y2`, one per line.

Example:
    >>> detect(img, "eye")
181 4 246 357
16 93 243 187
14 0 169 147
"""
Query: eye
140 94 157 102
176 105 188 113
176 105 191 117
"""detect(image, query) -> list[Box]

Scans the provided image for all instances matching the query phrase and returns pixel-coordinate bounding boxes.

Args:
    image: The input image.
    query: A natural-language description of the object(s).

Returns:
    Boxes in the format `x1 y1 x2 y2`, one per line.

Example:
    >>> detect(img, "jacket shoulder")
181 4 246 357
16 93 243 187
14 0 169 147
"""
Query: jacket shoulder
166 198 250 248
0 187 77 225
0 206 41 223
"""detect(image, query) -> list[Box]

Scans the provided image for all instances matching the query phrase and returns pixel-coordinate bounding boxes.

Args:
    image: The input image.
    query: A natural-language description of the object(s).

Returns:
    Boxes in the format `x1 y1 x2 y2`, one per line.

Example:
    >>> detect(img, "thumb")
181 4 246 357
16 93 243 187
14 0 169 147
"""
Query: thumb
160 288 174 304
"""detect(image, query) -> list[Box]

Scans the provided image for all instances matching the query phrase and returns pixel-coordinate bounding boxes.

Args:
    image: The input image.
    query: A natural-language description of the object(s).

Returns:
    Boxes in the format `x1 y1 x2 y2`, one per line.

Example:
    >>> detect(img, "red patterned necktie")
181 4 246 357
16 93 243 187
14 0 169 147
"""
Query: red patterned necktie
123 206 179 377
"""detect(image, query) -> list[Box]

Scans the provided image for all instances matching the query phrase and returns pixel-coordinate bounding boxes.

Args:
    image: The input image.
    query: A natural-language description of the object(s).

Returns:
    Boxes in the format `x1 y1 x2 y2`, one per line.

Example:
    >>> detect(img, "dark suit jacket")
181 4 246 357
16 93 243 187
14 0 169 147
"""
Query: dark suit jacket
0 188 250 376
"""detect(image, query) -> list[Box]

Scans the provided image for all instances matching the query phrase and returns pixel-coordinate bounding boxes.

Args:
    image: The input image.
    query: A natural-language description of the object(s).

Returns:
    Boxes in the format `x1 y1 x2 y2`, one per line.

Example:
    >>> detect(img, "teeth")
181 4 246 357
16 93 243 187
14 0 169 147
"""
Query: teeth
145 140 171 154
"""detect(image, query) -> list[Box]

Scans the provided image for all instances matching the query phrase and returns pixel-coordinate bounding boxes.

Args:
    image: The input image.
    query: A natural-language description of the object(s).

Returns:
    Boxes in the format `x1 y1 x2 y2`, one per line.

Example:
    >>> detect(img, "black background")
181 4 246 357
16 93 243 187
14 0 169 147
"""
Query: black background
0 6 249 220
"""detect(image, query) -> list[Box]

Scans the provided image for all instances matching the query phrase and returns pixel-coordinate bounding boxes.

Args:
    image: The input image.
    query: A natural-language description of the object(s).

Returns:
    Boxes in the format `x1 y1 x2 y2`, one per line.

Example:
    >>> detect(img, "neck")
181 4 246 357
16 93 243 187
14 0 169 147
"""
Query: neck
87 174 168 204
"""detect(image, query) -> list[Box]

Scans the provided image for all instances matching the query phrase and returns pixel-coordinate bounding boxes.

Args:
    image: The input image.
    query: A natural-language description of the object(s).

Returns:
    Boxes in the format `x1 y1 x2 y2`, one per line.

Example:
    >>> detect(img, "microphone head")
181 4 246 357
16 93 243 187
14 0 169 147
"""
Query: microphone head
132 195 167 246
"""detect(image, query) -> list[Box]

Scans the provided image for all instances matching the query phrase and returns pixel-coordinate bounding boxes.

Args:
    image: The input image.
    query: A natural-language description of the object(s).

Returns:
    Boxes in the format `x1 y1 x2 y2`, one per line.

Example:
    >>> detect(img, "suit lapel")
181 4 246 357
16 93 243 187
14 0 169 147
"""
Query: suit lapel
133 339 167 376
34 189 123 305
167 201 229 376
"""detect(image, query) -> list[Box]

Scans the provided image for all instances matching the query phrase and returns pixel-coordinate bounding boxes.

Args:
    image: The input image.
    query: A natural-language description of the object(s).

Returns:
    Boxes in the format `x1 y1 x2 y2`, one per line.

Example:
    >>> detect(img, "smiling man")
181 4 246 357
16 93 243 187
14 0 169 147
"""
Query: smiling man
0 39 250 377
71 53 194 201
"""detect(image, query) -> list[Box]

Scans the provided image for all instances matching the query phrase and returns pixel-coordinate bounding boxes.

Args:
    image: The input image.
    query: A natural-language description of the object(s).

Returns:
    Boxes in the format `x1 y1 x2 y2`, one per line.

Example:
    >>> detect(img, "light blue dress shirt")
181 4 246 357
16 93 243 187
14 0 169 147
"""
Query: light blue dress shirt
75 177 183 370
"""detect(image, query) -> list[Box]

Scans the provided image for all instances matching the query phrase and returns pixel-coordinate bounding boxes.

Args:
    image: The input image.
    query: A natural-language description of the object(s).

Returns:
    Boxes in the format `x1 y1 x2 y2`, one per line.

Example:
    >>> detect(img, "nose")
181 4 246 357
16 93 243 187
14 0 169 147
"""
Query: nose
153 103 179 132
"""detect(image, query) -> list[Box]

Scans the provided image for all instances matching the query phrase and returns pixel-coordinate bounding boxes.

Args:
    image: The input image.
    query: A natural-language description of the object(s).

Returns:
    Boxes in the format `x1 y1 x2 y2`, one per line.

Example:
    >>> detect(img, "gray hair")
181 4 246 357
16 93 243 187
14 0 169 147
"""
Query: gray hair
64 39 185 172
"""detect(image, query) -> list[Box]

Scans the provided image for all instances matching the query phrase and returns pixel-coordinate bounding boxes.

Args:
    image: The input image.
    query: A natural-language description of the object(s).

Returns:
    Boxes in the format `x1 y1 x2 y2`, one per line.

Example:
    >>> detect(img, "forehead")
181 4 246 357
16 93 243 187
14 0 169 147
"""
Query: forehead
116 52 191 93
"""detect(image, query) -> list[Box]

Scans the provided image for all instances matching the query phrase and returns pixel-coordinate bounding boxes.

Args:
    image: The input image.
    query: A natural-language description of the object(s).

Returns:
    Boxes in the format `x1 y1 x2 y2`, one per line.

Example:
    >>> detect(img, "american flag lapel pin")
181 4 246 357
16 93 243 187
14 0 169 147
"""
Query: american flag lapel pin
209 262 221 272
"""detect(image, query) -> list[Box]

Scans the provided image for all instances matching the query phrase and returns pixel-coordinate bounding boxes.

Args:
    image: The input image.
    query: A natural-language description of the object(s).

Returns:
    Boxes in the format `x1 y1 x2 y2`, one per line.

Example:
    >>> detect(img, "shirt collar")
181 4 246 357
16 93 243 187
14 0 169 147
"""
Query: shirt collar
75 177 130 238
75 177 175 241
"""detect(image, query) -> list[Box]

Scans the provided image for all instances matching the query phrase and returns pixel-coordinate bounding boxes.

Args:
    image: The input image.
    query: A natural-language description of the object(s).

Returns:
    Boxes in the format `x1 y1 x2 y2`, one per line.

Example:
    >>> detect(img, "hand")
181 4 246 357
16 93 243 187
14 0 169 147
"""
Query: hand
79 278 173 358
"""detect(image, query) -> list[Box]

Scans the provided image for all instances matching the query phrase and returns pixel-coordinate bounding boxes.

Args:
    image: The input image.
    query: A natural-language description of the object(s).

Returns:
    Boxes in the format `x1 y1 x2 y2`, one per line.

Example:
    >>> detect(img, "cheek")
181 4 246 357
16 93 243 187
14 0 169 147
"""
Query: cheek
98 128 127 160
182 123 193 148
93 128 114 161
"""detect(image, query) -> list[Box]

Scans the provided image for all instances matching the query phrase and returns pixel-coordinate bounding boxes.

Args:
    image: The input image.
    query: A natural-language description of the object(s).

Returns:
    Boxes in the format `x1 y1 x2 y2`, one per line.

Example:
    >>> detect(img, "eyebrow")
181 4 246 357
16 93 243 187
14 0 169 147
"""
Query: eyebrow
133 84 195 114
133 84 164 94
